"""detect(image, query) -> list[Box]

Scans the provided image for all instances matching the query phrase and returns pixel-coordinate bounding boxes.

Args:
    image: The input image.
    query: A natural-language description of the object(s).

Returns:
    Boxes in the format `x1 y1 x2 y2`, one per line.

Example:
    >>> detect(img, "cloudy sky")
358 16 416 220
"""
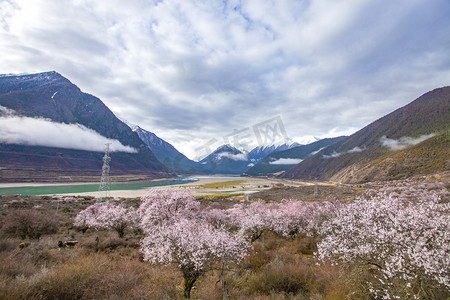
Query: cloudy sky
1 0 449 160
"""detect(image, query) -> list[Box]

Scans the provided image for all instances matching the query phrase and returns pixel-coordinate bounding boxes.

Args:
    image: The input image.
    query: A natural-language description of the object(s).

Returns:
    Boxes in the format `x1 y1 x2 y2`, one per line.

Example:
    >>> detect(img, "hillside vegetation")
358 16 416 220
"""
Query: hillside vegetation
331 129 450 183
282 86 450 182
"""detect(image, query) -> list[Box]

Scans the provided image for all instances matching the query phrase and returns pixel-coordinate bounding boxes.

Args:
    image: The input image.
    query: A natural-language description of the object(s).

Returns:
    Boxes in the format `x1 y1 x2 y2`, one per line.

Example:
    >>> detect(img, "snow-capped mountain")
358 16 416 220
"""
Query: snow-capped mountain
247 142 301 163
200 144 251 174
291 136 321 145
244 137 346 177
123 121 201 174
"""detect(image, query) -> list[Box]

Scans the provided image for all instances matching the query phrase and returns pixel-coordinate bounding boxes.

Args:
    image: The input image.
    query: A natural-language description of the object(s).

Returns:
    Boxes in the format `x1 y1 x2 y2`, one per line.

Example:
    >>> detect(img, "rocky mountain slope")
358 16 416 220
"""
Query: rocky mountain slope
126 123 201 174
0 71 172 182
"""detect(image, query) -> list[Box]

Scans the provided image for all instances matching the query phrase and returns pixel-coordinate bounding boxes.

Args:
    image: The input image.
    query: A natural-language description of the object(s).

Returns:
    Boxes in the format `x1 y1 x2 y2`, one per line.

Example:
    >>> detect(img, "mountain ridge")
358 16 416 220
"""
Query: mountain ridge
247 142 302 163
244 137 346 177
124 122 201 174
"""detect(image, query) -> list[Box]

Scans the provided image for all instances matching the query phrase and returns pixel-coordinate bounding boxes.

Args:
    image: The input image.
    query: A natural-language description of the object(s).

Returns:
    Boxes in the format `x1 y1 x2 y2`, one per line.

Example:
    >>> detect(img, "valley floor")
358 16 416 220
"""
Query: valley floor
0 176 323 199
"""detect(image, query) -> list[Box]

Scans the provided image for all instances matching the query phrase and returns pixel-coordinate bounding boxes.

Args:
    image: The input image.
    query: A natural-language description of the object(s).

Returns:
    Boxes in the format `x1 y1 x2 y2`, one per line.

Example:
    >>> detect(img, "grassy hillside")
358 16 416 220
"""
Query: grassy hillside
282 86 450 182
331 129 450 183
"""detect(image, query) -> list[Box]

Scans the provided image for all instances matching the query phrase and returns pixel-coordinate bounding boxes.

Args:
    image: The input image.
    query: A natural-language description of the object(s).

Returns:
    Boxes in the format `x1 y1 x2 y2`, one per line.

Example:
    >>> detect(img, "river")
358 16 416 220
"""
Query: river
0 177 198 196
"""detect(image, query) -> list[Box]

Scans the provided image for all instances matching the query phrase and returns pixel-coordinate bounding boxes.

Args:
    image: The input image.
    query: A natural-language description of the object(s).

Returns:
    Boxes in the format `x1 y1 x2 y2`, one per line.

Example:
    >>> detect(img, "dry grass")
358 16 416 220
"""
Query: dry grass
1 192 447 299
0 226 367 299
195 192 244 201
0 194 366 299
194 180 246 189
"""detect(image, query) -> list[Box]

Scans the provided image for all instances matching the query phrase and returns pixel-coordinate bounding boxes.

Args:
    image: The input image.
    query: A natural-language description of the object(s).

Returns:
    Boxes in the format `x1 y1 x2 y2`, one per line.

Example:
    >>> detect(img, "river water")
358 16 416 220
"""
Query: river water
0 177 197 196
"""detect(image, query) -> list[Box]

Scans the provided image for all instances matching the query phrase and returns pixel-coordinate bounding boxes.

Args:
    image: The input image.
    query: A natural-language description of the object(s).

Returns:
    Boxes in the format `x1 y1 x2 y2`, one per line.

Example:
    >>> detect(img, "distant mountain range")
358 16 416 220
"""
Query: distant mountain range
329 130 449 183
244 137 346 177
0 71 172 182
247 142 302 164
281 86 450 182
2 71 447 183
123 120 311 175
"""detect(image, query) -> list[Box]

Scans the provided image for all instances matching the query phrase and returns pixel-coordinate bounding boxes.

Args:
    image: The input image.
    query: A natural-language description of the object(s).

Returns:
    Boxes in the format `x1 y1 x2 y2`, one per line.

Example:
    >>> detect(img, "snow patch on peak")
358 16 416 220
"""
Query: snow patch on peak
51 91 58 106
216 144 236 152
121 119 140 132
292 136 321 145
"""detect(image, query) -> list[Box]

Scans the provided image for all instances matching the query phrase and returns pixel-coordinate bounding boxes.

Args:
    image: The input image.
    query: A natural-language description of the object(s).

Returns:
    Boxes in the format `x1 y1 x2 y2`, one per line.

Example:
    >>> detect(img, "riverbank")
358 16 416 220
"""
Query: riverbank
49 176 296 198
0 176 315 198
0 178 195 197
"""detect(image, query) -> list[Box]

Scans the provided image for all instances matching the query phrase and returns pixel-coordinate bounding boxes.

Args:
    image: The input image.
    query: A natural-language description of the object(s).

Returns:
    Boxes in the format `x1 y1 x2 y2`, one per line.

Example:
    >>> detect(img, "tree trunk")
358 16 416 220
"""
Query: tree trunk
116 224 125 238
182 267 202 298
183 275 198 298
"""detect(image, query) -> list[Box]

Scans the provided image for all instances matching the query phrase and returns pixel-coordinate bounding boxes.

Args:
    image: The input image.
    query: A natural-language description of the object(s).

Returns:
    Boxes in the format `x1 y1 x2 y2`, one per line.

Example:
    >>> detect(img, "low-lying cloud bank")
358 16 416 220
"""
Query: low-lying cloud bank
380 134 435 150
0 105 16 116
216 152 248 161
0 115 137 153
323 146 366 159
269 158 304 165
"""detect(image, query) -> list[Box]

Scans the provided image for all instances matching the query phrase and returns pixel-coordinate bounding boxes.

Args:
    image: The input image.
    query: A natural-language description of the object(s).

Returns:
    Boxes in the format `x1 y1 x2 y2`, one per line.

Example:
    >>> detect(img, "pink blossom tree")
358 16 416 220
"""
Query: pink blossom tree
137 188 249 298
74 202 136 238
317 191 450 299
138 188 200 230
74 203 101 233
95 202 137 238
227 199 336 242
228 201 271 242
201 207 233 229
140 217 249 298
267 200 336 239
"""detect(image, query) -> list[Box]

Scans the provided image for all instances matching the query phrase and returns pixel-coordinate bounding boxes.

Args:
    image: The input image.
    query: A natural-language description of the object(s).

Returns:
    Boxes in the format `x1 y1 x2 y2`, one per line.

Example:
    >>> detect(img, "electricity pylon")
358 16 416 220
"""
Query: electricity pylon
98 143 111 202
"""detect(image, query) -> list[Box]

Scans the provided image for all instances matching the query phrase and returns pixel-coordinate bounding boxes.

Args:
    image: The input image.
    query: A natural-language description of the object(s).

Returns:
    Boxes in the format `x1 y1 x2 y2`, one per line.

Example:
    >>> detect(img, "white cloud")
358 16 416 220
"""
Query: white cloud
322 151 343 159
217 152 248 161
0 115 137 153
310 146 326 156
270 158 303 165
0 105 16 116
322 146 366 158
347 146 365 153
380 134 435 151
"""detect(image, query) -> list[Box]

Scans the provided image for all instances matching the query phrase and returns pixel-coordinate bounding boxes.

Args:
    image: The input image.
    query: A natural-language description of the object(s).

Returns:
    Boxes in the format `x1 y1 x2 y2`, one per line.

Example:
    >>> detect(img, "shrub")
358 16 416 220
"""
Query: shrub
25 254 154 299
244 258 318 296
1 209 60 239
0 238 21 252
